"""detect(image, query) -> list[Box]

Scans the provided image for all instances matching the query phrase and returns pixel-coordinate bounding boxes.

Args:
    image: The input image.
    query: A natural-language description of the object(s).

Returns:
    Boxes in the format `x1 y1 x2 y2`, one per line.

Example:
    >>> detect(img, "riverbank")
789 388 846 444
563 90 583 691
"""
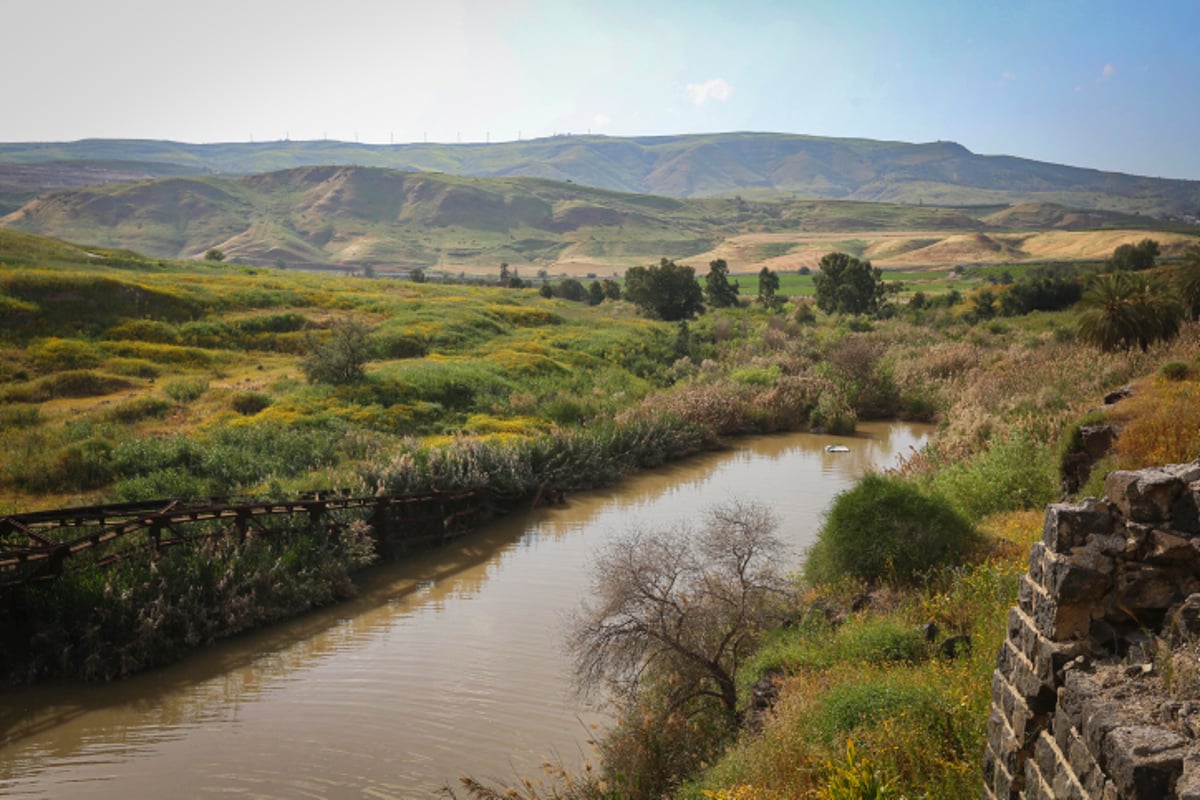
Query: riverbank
0 426 929 798
647 345 1200 799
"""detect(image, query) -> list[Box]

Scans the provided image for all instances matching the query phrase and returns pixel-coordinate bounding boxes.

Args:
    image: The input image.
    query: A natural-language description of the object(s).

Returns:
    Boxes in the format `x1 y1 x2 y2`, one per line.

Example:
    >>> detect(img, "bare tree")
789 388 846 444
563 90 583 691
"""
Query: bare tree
569 500 792 725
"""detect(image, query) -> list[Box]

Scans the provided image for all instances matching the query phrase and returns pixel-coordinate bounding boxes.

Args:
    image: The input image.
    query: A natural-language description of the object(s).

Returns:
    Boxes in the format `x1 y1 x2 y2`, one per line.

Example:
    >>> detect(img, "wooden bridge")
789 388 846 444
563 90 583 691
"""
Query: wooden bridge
0 487 523 592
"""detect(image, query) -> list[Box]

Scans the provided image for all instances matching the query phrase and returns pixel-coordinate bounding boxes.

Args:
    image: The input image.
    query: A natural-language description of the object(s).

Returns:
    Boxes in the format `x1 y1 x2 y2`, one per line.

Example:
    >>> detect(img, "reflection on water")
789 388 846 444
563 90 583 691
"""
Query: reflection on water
0 422 929 799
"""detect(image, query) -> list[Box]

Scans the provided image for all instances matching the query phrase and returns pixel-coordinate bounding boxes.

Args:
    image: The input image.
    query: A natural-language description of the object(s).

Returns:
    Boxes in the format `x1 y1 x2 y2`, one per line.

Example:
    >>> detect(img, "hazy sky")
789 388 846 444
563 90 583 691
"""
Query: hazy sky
8 0 1200 178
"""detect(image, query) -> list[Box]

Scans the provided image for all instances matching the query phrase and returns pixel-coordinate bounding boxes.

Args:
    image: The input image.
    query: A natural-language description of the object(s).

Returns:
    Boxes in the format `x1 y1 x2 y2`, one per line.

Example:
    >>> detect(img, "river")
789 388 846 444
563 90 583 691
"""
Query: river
0 422 929 799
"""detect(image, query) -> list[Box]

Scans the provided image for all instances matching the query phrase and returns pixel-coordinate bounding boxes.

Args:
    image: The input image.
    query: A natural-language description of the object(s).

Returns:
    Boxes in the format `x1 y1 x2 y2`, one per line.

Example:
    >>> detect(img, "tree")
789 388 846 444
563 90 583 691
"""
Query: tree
970 290 997 321
554 277 587 302
602 278 622 301
410 268 427 283
498 262 510 285
1077 272 1184 352
757 267 781 309
1107 238 1160 272
204 248 226 262
301 318 371 384
1174 245 1200 320
623 258 704 321
587 280 605 306
704 258 739 308
569 500 791 726
813 252 886 316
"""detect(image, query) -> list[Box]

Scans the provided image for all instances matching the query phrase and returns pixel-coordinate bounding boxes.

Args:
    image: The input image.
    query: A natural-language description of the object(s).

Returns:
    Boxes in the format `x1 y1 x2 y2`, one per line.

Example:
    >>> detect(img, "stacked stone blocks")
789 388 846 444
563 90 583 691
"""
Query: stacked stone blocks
985 461 1200 799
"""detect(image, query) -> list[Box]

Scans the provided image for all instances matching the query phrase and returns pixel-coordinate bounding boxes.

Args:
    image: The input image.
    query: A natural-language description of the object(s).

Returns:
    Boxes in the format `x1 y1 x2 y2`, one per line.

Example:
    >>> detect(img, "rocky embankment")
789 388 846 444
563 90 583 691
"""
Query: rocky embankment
987 461 1200 799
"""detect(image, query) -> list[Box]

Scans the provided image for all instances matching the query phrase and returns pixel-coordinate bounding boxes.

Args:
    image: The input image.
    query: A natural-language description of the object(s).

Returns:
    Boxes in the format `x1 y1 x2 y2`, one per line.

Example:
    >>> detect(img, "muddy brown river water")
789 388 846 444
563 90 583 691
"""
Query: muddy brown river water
0 422 930 799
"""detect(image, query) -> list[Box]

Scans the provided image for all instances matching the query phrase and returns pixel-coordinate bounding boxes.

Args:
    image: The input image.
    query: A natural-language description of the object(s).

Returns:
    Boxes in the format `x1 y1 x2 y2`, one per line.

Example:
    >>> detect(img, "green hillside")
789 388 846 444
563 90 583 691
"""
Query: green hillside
2 133 1198 216
2 167 999 271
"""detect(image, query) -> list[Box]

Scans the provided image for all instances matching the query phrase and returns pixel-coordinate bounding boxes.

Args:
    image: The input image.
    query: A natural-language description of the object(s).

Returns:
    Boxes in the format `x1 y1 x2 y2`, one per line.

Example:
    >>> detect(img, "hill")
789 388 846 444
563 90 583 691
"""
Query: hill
1 133 1199 217
0 160 204 216
0 166 978 273
5 168 1197 275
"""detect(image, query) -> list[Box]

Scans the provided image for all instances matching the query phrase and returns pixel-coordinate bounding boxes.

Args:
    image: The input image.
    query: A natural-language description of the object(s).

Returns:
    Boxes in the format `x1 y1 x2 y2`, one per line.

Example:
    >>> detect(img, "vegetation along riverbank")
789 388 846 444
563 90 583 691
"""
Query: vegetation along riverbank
4 228 1200 798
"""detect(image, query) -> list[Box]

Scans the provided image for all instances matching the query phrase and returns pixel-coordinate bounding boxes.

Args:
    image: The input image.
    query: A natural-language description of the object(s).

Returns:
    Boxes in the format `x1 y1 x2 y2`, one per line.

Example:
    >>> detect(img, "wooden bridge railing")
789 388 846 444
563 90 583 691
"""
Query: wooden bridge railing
0 487 516 591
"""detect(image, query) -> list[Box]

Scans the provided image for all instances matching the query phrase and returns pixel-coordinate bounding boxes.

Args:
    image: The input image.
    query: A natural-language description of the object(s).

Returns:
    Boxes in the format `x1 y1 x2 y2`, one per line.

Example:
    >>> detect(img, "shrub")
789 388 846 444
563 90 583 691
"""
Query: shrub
12 437 117 492
1112 384 1200 469
816 740 900 800
28 337 102 371
810 389 856 435
106 396 172 423
104 357 161 378
110 421 342 497
0 404 39 431
230 391 272 415
371 330 427 359
302 319 371 385
729 365 781 387
1160 361 1191 382
927 429 1057 520
2 518 375 682
164 377 208 403
746 617 926 681
104 319 180 344
804 473 977 585
2 370 135 402
102 340 215 367
809 678 943 744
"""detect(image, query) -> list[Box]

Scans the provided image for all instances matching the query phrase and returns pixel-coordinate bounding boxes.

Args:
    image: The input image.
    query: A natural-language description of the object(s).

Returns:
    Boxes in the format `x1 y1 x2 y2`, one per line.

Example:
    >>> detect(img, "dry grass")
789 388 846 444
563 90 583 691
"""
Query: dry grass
1105 369 1200 468
692 229 1200 274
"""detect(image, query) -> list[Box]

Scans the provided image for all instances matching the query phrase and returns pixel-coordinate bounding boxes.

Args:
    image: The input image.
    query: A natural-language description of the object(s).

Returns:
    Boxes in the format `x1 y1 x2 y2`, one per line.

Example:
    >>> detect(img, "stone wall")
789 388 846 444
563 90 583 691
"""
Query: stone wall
985 461 1200 799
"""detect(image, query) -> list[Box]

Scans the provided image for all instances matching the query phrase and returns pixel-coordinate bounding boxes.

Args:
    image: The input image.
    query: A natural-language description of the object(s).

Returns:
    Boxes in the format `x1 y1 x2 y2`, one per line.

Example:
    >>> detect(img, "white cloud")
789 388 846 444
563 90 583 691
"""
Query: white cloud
1100 63 1115 82
593 113 611 127
685 78 733 106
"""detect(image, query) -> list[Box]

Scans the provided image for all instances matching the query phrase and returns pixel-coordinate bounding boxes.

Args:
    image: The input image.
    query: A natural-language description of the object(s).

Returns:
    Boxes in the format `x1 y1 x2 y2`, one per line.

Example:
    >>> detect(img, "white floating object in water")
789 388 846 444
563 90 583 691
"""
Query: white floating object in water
825 444 850 453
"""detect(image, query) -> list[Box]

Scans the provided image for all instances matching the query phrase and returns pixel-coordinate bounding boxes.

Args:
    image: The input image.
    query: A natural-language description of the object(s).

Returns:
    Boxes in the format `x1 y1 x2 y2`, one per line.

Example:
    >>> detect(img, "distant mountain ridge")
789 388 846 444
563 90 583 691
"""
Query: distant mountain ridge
5 165 1193 274
1 132 1198 217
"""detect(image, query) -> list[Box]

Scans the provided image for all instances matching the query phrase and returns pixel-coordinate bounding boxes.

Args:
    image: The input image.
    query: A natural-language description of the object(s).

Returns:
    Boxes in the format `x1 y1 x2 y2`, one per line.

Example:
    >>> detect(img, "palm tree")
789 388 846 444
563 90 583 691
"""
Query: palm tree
1174 245 1200 320
1077 272 1184 352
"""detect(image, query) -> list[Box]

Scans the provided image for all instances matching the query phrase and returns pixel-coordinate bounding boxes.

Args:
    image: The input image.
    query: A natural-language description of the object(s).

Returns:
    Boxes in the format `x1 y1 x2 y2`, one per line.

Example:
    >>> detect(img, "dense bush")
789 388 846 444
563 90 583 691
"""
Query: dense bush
0 518 376 682
230 390 272 415
1160 361 1191 381
804 473 978 585
105 396 172 423
28 337 103 371
302 319 372 384
111 421 341 499
745 616 927 682
809 678 945 743
927 429 1057 520
2 370 135 402
997 272 1082 316
163 377 208 403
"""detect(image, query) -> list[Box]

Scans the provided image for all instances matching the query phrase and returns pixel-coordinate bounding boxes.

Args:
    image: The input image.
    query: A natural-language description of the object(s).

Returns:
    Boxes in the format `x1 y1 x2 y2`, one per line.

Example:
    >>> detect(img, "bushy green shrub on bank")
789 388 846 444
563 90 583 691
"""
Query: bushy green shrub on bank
804 473 979 586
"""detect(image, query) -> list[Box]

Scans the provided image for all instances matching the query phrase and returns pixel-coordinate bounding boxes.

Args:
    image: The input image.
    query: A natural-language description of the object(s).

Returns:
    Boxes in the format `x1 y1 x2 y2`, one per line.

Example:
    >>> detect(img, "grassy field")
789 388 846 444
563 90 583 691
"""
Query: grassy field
0 229 681 512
